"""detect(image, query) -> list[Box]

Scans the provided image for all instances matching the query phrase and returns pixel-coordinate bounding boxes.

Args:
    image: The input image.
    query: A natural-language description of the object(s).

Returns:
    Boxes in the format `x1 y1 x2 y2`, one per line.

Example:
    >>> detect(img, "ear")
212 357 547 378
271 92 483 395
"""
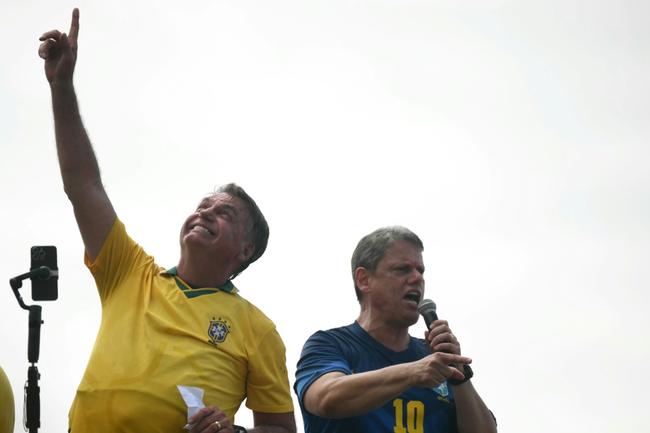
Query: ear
354 267 372 296
238 241 255 263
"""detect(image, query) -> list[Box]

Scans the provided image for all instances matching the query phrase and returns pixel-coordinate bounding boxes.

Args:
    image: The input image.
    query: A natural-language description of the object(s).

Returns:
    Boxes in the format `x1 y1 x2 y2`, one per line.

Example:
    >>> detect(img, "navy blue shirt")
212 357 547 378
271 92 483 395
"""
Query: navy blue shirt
294 322 458 433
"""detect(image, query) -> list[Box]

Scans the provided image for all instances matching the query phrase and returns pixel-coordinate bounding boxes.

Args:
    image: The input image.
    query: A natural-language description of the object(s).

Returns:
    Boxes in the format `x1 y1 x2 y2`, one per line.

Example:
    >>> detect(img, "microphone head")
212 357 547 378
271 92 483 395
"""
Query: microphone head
417 298 436 316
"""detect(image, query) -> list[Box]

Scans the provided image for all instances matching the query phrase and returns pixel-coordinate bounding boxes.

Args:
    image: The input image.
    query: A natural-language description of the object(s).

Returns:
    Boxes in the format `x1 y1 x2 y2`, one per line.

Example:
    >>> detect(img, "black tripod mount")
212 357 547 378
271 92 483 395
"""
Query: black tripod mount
10 267 51 433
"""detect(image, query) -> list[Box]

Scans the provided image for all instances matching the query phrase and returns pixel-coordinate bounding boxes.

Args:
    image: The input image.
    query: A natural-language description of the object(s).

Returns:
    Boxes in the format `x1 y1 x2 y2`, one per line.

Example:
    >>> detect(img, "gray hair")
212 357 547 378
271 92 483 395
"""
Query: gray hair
350 226 423 302
215 183 269 280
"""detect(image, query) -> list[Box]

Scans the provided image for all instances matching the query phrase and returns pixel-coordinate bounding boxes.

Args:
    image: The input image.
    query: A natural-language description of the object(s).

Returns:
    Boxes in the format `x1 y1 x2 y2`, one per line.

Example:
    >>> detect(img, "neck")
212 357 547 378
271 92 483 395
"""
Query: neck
176 257 232 288
356 309 411 352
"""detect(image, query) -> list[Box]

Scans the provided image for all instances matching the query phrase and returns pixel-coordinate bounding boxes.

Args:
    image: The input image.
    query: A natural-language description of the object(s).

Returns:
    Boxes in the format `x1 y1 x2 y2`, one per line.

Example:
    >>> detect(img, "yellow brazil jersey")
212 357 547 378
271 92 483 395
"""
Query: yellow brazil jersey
0 365 14 433
68 219 292 433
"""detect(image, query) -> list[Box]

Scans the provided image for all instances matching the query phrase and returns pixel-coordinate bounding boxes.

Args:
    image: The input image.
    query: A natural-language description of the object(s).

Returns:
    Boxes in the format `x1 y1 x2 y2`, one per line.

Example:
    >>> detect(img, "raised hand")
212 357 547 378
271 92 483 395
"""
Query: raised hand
38 8 80 85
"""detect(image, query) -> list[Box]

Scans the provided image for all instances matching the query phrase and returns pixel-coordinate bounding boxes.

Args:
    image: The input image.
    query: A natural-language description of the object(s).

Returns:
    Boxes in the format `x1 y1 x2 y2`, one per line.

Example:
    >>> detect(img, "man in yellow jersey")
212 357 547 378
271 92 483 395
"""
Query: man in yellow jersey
0 366 14 433
38 9 295 433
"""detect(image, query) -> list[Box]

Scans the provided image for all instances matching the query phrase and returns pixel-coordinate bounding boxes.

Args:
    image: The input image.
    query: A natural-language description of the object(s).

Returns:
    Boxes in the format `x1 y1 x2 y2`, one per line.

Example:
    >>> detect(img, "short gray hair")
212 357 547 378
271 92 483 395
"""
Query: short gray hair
351 226 423 302
215 183 269 280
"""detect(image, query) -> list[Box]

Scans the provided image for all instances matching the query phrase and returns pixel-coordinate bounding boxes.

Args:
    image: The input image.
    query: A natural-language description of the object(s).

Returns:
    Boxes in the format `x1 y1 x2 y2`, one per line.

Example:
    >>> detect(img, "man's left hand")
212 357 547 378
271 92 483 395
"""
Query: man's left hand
188 406 233 433
425 319 461 355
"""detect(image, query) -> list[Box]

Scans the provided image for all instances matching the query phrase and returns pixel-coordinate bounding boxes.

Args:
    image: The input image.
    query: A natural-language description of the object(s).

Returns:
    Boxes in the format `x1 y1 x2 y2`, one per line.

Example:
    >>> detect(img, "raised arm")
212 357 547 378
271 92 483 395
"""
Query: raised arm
303 351 471 419
38 8 116 261
426 320 497 433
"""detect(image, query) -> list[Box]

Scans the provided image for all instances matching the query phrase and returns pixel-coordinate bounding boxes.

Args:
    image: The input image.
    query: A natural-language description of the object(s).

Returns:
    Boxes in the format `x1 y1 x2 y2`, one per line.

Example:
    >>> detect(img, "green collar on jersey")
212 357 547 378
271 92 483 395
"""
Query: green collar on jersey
162 267 238 297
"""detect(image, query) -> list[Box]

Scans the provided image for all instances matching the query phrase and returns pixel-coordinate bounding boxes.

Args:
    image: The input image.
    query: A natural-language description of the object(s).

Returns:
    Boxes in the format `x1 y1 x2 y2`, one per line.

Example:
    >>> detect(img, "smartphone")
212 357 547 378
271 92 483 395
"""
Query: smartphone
30 246 58 301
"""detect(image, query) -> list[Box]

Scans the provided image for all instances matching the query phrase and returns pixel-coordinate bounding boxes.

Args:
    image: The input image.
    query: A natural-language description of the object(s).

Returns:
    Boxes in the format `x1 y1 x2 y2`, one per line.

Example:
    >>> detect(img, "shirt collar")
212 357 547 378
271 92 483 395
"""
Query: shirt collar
161 267 238 294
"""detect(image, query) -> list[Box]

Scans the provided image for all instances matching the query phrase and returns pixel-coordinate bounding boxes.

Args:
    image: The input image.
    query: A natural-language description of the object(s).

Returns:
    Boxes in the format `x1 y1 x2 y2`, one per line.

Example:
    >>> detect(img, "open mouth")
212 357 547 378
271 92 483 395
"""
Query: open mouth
190 224 214 236
403 291 421 305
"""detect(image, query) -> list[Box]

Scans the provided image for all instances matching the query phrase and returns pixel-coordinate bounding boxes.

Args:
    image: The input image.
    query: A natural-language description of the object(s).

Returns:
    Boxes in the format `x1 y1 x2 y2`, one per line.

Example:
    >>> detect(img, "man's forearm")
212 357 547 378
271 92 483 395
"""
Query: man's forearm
50 82 101 199
306 363 415 419
453 381 497 433
305 351 469 419
49 81 117 260
250 411 296 433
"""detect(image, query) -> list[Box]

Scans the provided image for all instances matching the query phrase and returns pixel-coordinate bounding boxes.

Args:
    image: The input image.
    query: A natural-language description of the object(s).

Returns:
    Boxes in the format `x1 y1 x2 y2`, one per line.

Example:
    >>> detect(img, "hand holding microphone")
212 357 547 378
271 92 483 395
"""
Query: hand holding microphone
418 299 461 355
417 299 473 385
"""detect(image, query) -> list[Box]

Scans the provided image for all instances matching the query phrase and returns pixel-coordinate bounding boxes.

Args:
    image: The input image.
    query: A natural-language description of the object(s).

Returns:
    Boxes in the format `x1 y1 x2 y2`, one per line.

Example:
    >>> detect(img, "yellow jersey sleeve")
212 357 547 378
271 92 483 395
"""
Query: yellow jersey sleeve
84 219 160 303
246 325 294 413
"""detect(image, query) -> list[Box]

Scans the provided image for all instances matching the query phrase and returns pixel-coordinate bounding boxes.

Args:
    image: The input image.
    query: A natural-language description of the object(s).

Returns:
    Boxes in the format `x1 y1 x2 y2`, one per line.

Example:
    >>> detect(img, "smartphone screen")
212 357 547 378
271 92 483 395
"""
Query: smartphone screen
30 246 58 301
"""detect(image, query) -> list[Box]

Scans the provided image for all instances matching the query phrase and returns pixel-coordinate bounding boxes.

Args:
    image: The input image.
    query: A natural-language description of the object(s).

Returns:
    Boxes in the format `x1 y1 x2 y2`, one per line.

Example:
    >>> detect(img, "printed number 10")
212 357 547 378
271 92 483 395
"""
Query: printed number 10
393 398 425 433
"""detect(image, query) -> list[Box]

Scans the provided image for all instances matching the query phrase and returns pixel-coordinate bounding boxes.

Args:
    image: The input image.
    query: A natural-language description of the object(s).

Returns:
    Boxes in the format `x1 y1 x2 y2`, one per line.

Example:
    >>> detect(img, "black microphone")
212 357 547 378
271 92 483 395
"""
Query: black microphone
417 298 438 330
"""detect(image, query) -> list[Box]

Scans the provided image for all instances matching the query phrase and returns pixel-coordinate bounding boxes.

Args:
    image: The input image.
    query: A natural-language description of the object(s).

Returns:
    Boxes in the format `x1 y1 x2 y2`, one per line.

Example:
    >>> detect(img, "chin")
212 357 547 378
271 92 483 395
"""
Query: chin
405 313 420 328
181 231 206 249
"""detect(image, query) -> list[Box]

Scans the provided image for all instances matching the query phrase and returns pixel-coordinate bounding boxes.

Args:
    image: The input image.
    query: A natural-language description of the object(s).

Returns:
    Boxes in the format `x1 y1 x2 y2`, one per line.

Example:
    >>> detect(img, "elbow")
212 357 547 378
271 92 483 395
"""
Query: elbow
62 181 80 203
307 392 349 419
62 175 102 202
62 181 76 202
303 373 359 419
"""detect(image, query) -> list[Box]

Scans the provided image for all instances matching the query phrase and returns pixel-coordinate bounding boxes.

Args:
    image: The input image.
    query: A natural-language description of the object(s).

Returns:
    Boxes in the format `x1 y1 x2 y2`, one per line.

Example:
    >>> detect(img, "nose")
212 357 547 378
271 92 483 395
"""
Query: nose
197 206 213 220
408 269 424 285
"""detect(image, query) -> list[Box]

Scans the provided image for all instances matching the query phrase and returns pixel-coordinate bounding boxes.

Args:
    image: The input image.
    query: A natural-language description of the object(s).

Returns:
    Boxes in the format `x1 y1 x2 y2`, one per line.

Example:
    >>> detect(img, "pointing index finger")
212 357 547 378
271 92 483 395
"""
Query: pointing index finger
68 8 80 43
442 353 472 365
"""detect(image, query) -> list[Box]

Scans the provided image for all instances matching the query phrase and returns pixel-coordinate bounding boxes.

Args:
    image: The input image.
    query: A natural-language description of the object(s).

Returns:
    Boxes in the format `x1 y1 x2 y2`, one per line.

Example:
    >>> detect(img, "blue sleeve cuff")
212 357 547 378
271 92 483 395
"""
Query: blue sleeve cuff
295 360 351 403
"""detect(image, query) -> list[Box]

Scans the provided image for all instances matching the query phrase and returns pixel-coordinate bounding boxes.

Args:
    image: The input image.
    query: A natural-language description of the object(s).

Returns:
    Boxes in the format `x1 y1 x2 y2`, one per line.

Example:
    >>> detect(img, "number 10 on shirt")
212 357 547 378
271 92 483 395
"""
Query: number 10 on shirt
393 398 424 433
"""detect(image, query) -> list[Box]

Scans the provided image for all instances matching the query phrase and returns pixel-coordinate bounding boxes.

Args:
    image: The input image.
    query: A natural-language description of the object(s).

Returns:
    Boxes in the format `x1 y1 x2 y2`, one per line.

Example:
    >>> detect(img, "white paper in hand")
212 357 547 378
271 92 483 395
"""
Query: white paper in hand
177 385 206 430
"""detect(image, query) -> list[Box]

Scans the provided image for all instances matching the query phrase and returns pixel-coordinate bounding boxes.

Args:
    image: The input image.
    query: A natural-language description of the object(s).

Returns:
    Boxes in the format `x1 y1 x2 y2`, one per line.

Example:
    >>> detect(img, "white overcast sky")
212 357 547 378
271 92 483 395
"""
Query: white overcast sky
1 1 649 432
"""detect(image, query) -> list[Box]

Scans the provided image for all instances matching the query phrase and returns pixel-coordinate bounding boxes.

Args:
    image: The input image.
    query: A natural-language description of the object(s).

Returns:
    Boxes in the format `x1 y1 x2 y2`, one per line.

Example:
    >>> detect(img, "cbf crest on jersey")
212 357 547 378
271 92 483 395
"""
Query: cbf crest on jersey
208 317 230 345
433 381 450 403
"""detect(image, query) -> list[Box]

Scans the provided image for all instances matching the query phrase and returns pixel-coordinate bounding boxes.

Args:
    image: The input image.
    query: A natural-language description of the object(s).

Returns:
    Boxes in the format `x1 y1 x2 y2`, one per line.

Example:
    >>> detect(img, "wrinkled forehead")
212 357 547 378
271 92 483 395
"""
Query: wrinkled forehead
198 192 234 207
198 193 252 221
380 239 424 264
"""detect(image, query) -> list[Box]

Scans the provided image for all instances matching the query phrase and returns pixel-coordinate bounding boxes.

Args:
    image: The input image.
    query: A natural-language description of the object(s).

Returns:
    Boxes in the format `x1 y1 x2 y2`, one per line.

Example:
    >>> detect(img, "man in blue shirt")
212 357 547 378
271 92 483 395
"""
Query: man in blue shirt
294 226 497 433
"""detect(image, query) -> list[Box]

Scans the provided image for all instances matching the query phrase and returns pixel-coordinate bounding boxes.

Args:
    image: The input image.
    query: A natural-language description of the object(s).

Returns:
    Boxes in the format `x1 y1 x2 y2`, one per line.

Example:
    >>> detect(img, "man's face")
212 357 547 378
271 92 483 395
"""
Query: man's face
363 240 425 328
179 193 253 269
